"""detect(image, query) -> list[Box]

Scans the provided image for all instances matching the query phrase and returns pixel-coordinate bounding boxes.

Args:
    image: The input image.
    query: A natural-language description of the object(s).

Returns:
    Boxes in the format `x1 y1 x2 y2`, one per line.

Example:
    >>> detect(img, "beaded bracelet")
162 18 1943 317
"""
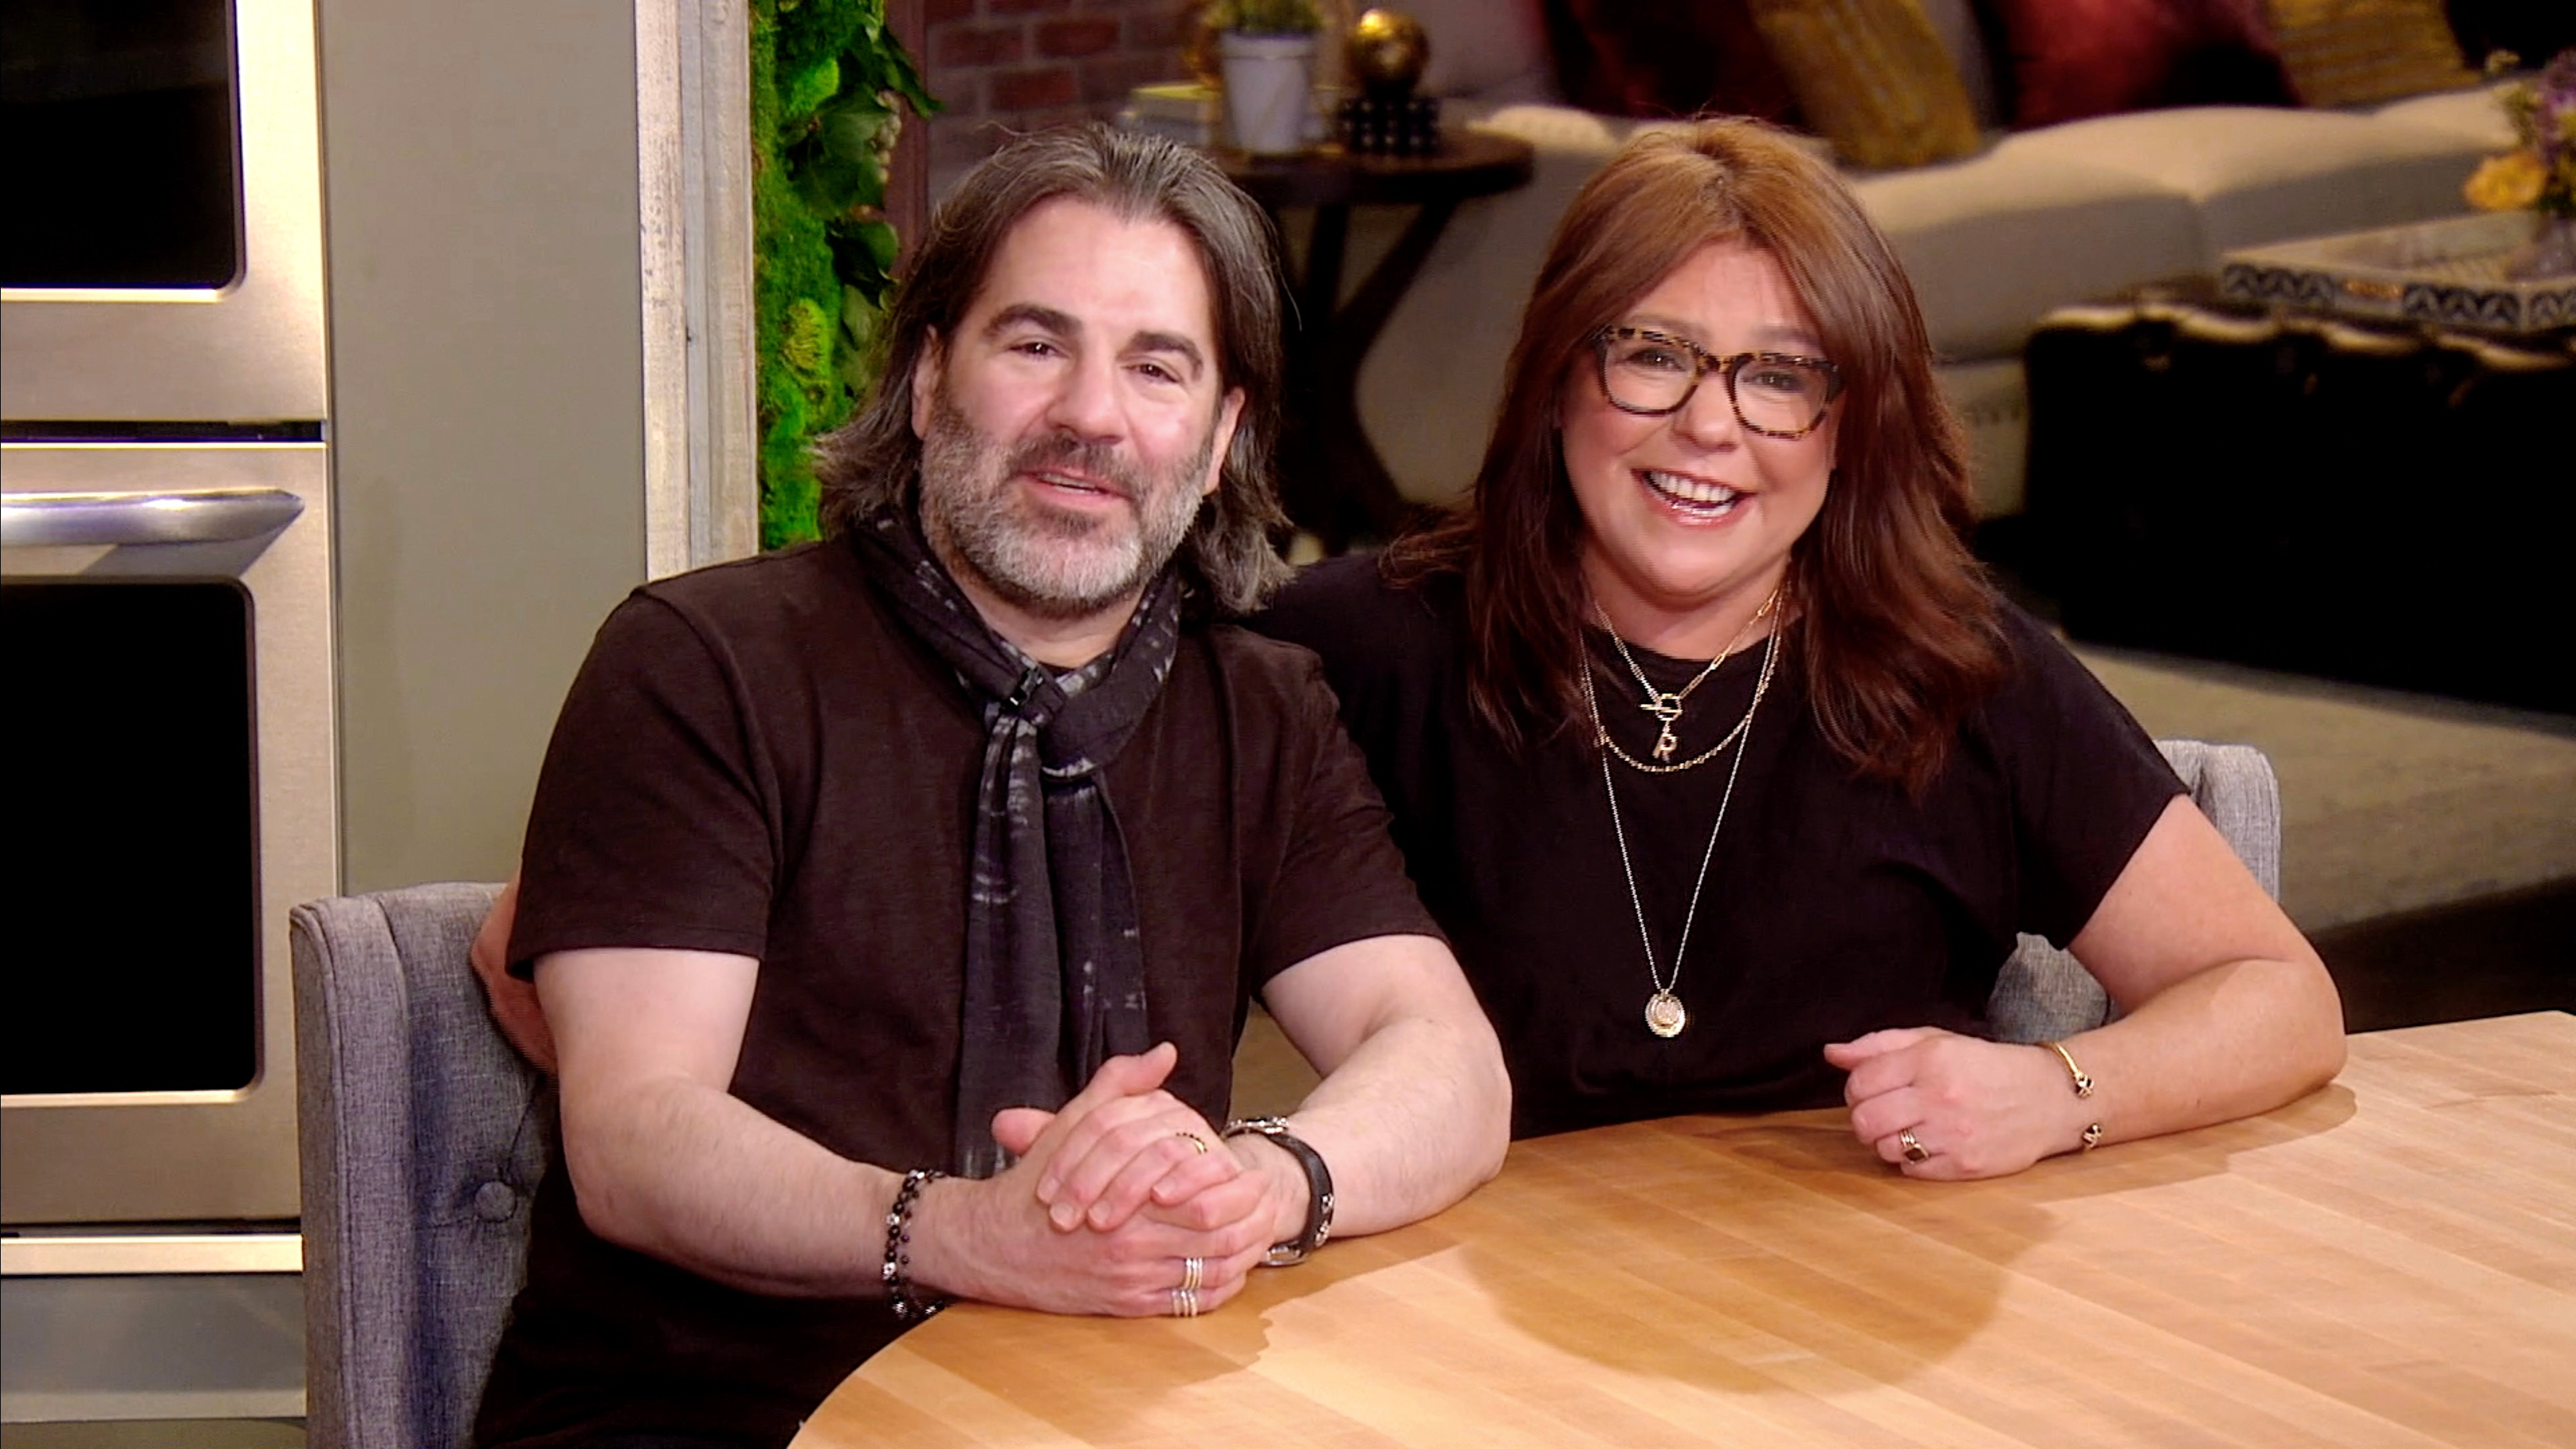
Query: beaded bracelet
881 1168 949 1322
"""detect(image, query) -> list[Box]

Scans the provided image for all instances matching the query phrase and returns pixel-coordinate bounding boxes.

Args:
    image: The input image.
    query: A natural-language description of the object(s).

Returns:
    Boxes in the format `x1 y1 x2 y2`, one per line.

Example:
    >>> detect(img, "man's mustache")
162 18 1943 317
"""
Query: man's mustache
1005 434 1140 500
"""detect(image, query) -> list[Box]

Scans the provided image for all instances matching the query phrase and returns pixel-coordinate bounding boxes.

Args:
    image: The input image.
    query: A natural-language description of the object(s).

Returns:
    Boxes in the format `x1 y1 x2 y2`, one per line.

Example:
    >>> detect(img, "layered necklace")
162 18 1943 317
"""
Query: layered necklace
1577 589 1783 1038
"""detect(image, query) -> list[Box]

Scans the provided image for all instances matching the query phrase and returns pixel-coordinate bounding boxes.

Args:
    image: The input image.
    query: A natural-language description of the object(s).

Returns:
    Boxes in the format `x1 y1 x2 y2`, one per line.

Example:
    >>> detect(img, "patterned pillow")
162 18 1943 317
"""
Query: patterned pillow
2260 0 2478 106
1983 0 2300 129
1539 0 1804 123
1742 0 1985 168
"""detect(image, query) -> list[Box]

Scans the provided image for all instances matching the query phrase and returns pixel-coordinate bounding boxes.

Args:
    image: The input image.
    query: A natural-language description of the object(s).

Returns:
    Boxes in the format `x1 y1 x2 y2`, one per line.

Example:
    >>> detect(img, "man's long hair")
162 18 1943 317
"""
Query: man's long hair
1388 118 2006 793
815 124 1292 616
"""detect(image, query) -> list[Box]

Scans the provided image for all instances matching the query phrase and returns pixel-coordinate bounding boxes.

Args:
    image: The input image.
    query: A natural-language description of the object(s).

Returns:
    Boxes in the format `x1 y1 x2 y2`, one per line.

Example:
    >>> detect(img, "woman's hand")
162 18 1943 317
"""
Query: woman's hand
469 874 559 1072
1825 1028 2090 1180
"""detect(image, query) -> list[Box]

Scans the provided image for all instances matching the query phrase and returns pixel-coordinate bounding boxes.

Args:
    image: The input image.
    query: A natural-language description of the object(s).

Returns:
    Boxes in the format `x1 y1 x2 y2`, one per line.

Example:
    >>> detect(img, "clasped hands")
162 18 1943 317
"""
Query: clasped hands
466 882 1289 1318
1826 1027 2093 1180
916 1041 1296 1319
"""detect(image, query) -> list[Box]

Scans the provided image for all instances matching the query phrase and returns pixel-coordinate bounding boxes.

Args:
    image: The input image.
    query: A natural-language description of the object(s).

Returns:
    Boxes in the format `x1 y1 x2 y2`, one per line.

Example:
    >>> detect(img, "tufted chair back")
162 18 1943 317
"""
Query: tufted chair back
293 881 550 1449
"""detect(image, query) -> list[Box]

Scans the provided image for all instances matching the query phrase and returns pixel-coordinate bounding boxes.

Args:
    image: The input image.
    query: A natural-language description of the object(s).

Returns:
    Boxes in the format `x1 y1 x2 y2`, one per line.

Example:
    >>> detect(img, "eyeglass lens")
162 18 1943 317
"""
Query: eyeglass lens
1600 332 1832 433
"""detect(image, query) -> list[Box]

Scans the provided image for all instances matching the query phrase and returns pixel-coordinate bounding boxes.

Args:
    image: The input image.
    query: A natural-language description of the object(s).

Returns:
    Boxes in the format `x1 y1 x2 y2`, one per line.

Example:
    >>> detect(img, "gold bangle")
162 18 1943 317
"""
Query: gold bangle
2043 1041 2104 1152
2041 1040 2095 1098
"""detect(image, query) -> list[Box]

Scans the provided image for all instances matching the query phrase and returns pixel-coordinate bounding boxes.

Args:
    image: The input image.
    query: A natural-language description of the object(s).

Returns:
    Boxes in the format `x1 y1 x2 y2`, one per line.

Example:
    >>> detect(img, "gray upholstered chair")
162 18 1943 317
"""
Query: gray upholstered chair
293 881 545 1449
1988 739 2284 1042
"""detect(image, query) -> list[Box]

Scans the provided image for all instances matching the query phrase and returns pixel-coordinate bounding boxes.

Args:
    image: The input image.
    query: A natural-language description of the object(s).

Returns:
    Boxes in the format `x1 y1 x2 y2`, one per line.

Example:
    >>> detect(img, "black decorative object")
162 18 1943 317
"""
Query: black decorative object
1338 93 1441 155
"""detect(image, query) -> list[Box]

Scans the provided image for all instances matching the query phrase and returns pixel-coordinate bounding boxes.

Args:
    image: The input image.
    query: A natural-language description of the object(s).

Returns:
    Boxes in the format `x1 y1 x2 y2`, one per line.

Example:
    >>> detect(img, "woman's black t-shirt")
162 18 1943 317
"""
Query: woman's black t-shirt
1253 554 2182 1139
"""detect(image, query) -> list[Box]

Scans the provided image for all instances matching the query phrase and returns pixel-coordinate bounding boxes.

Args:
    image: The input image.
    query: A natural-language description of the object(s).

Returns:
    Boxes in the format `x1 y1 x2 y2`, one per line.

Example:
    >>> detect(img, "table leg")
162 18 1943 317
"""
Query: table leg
1273 197 1464 552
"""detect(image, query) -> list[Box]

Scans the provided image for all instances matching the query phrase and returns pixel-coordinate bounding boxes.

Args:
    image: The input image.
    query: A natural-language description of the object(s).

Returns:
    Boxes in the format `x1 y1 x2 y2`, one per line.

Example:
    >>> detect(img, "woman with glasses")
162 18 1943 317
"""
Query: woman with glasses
1254 118 2343 1176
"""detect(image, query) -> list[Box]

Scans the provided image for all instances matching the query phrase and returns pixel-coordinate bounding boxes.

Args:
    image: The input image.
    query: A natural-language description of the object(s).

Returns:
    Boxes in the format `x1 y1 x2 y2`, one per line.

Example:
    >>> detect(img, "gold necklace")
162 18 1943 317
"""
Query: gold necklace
1595 590 1780 767
1578 623 1779 1038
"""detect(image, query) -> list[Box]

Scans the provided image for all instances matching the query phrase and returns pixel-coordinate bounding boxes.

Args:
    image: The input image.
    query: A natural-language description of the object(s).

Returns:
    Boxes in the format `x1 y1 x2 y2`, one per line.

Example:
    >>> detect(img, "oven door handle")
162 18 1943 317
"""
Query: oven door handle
0 489 305 547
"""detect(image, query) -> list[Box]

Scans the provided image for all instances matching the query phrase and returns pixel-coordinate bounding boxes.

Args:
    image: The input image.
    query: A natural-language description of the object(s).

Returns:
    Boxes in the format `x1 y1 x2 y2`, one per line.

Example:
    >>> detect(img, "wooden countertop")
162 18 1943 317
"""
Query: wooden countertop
798 1012 2576 1447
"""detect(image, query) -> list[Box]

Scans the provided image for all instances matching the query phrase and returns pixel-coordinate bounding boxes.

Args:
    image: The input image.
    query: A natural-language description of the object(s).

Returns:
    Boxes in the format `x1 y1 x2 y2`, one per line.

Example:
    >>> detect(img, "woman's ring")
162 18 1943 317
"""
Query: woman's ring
1170 1286 1200 1317
1899 1129 1930 1164
1174 1131 1210 1155
1179 1256 1204 1292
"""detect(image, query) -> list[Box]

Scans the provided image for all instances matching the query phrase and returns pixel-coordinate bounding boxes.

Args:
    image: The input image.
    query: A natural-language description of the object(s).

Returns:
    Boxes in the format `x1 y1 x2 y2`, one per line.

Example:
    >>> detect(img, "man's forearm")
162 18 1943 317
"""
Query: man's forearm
1269 998 1511 1241
563 1073 901 1298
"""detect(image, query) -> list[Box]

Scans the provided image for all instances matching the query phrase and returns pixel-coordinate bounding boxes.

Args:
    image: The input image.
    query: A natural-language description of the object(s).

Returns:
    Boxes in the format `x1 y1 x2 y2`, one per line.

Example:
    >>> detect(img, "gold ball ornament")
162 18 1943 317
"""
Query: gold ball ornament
1346 9 1430 99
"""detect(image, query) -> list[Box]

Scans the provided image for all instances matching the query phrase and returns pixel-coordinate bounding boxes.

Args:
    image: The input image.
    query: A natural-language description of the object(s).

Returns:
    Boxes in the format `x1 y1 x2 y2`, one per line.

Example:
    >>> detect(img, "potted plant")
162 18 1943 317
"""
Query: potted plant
1208 0 1325 155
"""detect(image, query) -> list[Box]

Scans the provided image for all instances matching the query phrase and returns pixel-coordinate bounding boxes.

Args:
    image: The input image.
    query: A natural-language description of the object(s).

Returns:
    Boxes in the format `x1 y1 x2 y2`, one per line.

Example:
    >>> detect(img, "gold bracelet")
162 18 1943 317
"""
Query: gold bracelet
2041 1040 2104 1152
2041 1039 2094 1098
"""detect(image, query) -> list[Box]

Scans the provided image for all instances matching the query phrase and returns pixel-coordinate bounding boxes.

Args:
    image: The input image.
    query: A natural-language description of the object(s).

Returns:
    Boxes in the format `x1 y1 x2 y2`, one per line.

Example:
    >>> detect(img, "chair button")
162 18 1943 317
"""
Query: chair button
473 1181 520 1222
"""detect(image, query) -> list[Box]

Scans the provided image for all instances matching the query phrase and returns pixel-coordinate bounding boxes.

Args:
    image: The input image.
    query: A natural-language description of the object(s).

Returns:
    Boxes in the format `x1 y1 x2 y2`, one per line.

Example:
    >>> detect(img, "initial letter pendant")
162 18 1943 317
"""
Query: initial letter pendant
1644 990 1688 1038
1643 694 1685 762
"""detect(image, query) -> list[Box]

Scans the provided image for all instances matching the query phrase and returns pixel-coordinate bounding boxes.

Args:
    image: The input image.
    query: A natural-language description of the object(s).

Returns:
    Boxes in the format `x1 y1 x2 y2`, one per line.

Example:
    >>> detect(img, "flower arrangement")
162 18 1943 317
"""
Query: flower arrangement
2462 50 2574 218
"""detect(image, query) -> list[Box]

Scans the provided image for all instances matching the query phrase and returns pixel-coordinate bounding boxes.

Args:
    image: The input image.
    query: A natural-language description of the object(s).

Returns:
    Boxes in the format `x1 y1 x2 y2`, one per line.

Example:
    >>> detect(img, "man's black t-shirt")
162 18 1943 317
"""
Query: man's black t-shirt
475 539 1435 1449
1254 554 2182 1139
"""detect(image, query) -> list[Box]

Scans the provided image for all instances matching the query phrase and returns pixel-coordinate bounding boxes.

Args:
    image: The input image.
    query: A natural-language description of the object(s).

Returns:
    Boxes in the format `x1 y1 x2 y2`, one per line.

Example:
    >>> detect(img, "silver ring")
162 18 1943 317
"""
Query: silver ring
1173 1131 1210 1155
1899 1129 1930 1164
1179 1255 1204 1292
1169 1285 1200 1318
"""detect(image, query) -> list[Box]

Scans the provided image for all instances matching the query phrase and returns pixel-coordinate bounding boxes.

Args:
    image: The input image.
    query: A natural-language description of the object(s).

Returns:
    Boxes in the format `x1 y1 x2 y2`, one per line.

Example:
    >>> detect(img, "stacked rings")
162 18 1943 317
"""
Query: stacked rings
1170 1286 1201 1317
1899 1130 1931 1164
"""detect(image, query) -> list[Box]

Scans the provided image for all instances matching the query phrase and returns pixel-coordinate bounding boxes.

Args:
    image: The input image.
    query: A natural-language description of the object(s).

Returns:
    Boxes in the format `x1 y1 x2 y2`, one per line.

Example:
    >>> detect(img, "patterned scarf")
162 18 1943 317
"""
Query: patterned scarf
847 508 1182 1177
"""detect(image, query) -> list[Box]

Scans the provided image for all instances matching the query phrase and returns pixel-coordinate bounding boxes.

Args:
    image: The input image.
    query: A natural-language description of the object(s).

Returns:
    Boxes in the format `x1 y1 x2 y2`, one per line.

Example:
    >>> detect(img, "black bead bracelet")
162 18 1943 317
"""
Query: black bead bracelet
881 1167 950 1322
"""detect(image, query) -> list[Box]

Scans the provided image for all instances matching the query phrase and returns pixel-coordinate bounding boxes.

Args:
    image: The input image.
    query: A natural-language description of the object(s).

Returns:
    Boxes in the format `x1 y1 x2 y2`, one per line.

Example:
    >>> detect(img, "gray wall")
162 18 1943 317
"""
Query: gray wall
318 0 648 890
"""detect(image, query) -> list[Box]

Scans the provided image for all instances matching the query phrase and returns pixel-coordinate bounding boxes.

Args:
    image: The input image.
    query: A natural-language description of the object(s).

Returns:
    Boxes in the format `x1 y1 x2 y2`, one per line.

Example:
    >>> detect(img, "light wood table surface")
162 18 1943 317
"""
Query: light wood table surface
798 1013 2576 1448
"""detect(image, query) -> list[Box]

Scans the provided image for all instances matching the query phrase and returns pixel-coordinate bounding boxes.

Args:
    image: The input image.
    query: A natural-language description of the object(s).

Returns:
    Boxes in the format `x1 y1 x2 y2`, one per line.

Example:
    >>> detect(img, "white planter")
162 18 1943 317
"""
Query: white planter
1219 33 1317 156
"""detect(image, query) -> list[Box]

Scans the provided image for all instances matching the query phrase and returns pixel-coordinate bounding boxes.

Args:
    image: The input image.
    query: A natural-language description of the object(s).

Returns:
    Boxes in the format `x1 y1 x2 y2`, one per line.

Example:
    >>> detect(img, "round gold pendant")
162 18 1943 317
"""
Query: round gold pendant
1644 990 1687 1038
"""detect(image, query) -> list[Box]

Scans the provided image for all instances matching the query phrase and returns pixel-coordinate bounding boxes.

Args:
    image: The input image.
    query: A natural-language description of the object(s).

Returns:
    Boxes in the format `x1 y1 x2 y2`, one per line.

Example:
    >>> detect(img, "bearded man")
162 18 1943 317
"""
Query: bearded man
469 126 1510 1449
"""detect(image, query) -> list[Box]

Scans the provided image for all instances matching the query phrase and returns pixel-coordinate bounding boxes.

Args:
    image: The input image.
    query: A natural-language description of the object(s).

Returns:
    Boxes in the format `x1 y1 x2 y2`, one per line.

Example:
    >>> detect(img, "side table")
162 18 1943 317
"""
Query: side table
1218 134 1534 550
2021 279 2573 714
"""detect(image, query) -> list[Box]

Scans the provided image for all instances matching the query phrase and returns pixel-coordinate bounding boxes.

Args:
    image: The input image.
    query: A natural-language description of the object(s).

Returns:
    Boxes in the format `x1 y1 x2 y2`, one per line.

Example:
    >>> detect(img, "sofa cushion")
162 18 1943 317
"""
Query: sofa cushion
1406 0 1555 100
1918 0 2007 129
1852 152 2203 358
1999 104 2489 258
2371 79 2517 149
2260 0 2477 107
1745 0 1985 168
1536 0 1803 122
1984 0 2298 127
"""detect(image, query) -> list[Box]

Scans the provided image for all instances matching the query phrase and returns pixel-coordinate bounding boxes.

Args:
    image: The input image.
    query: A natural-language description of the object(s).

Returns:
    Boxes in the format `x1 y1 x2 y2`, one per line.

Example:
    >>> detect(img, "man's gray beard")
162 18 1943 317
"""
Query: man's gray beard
916 387 1215 622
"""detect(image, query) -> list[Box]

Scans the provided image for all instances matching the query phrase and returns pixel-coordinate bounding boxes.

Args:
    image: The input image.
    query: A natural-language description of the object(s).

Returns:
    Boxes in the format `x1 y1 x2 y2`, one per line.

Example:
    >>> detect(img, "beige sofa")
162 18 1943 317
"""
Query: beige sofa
1351 2 2516 518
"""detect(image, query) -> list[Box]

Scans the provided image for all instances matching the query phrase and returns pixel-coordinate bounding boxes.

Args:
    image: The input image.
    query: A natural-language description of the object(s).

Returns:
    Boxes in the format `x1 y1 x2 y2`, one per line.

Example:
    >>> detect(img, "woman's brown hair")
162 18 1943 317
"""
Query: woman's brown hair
1387 117 2005 792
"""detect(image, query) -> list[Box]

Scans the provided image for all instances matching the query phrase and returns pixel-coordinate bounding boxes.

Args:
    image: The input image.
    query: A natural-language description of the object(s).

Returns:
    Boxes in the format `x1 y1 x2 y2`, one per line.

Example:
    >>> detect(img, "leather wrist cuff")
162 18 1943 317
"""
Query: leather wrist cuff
1222 1116 1335 1265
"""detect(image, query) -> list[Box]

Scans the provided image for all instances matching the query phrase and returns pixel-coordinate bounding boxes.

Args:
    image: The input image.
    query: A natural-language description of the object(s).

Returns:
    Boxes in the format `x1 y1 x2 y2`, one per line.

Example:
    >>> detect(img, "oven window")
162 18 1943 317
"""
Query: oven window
3 580 260 1094
0 0 243 289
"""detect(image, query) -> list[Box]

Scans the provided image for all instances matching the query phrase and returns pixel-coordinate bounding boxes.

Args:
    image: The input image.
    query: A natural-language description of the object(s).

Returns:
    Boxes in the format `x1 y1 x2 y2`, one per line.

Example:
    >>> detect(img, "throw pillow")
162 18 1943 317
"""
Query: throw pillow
1539 0 1804 123
1406 0 1552 98
2262 1 2478 106
1742 0 1986 168
1983 0 2300 129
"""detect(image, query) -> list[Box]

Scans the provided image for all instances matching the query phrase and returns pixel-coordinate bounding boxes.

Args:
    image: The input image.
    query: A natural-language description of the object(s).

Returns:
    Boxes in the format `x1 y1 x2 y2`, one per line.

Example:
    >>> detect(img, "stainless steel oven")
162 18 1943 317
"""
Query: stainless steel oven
0 444 336 1230
0 446 333 1426
1 0 327 423
3 0 330 1423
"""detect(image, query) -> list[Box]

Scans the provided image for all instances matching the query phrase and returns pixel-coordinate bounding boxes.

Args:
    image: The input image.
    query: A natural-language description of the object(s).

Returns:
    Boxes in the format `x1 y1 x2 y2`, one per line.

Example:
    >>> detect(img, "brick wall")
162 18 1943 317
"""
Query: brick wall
923 0 1199 197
